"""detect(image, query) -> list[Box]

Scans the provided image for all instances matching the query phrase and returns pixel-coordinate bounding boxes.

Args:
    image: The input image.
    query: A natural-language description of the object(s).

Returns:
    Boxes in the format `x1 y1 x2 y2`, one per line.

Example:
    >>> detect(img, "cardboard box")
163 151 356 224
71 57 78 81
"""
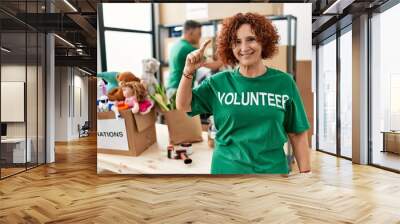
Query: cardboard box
296 60 313 147
163 110 203 145
263 45 288 72
296 60 312 92
97 109 157 156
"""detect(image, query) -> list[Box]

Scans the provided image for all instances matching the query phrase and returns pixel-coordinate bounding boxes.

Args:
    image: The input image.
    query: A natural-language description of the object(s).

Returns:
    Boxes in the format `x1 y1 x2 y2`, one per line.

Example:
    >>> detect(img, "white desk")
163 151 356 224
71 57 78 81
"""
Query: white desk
1 138 32 163
97 124 214 174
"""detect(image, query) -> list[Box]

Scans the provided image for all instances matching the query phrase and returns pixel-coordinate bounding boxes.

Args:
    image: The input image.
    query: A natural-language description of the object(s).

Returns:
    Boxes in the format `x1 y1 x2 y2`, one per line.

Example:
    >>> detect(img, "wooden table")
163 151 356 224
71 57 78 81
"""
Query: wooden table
381 131 400 154
97 124 213 174
1 138 32 165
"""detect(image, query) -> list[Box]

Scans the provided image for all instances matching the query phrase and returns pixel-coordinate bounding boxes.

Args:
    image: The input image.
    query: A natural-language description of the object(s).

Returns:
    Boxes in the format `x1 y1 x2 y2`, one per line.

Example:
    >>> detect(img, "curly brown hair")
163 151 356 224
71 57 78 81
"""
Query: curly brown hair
120 81 147 102
216 12 280 66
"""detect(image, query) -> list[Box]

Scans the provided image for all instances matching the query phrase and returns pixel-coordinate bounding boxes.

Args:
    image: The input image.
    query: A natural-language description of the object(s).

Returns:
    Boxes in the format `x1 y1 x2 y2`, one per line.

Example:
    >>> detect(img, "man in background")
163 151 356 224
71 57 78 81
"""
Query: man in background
167 20 222 99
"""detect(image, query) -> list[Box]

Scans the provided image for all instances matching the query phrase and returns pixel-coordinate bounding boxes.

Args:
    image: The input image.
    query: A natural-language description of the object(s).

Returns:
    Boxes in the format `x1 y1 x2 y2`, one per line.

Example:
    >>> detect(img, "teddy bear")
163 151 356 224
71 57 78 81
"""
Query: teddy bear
117 81 154 115
141 58 160 95
107 71 141 101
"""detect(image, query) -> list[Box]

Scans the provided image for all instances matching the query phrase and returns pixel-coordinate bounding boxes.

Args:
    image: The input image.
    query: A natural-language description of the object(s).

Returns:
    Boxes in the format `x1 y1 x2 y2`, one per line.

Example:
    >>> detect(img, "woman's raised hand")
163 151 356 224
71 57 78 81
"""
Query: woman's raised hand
183 39 211 77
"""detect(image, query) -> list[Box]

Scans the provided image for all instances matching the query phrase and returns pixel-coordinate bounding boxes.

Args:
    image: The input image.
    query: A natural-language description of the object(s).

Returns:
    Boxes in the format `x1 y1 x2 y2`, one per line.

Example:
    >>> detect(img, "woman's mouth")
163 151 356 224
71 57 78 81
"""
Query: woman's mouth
240 51 254 57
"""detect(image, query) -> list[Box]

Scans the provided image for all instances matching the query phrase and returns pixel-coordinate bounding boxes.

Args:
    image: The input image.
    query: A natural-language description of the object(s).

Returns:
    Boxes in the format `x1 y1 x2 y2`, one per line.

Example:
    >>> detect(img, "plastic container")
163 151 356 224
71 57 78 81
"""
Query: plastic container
207 116 216 148
180 143 193 155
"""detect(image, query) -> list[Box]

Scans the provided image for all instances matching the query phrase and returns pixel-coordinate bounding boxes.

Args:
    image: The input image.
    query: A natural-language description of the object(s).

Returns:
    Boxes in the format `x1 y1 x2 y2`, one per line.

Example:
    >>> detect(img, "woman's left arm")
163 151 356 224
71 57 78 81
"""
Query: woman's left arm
288 131 311 173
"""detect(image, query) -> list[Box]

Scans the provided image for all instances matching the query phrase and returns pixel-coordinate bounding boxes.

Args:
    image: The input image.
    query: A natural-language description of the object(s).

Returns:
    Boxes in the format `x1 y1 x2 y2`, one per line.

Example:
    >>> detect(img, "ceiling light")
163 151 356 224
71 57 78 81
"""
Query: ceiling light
78 67 92 76
54 34 75 48
323 0 354 15
63 0 78 12
174 26 183 31
1 47 11 53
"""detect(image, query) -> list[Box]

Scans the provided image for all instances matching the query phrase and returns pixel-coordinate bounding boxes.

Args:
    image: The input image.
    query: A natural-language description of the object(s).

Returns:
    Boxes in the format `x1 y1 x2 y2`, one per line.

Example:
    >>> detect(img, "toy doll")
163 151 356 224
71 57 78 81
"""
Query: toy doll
120 81 154 115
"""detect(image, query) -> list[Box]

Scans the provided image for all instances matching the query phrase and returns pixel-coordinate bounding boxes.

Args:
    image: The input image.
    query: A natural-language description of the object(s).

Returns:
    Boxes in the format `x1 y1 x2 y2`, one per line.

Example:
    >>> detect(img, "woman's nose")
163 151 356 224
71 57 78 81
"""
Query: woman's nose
239 41 250 51
240 45 251 53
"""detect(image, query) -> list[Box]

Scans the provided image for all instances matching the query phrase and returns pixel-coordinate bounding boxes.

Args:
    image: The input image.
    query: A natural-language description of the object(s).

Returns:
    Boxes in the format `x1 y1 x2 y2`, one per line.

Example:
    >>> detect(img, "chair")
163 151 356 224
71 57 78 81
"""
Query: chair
78 121 90 138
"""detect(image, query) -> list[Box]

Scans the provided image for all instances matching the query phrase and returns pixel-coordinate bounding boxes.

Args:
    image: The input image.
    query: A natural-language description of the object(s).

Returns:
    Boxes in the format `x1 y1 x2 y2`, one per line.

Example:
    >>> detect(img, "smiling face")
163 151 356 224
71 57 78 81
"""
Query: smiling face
122 86 134 98
232 24 263 67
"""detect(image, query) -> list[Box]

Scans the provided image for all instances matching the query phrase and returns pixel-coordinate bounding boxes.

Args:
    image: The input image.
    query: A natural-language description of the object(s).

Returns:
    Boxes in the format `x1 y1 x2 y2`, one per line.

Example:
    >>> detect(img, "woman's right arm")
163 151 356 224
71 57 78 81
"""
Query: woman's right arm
176 71 193 112
176 39 211 112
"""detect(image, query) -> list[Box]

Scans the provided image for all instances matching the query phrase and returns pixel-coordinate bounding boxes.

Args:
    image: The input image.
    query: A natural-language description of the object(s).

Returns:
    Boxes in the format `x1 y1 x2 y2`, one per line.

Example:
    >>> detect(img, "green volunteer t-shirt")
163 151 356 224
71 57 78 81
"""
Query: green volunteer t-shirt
167 39 197 90
187 67 310 174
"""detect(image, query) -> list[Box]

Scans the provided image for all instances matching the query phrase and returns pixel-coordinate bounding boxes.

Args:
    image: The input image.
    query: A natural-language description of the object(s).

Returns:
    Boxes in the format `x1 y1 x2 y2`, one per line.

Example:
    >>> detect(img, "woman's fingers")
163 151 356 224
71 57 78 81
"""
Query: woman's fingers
194 53 202 63
199 39 211 53
196 40 211 60
186 39 211 67
186 40 210 71
187 53 195 64
189 52 200 65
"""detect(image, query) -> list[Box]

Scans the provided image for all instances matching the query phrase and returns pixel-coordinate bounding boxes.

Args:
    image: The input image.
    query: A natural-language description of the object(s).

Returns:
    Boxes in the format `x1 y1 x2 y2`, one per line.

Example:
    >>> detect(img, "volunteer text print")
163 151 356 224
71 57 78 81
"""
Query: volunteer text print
217 91 290 109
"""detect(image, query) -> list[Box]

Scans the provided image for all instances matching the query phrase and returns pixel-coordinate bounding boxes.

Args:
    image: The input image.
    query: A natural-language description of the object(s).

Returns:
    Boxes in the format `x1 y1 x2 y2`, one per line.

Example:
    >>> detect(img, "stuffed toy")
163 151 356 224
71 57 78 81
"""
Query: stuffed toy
98 79 107 96
121 81 140 114
120 81 154 115
141 58 160 95
97 95 110 112
97 71 119 93
107 71 141 101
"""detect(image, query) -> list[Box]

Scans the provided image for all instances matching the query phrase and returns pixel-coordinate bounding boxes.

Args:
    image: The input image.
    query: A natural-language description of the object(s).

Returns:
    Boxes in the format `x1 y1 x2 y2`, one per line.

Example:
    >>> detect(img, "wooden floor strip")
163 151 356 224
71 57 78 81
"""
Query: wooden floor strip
0 135 400 223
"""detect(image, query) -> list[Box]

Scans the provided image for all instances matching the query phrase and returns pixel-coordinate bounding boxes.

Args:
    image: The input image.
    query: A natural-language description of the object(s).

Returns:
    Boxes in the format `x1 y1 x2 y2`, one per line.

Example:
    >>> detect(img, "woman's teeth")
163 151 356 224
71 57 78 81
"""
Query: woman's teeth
240 52 253 56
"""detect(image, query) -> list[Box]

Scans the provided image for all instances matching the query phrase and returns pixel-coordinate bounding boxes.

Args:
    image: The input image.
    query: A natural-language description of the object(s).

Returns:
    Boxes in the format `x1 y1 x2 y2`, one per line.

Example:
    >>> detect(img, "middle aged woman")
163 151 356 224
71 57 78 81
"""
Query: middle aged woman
176 12 311 175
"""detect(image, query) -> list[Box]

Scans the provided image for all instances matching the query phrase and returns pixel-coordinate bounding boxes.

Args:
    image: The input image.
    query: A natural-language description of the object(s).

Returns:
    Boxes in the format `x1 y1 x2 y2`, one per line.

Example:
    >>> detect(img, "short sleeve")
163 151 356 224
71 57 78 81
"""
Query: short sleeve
284 77 310 133
187 77 213 117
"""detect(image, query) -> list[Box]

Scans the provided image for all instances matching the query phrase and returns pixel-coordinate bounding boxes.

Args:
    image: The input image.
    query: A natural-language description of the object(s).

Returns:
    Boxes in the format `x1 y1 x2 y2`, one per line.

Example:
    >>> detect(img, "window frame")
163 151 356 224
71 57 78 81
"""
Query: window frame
368 0 400 173
315 24 353 161
98 3 156 72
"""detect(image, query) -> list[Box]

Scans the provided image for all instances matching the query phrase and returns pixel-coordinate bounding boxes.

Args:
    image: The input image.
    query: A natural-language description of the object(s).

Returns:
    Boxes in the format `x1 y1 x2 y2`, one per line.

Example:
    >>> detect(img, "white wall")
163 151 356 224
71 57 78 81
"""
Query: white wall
1 65 26 140
283 3 312 61
54 67 89 141
1 65 35 137
1 63 46 164
55 66 68 141
72 73 89 138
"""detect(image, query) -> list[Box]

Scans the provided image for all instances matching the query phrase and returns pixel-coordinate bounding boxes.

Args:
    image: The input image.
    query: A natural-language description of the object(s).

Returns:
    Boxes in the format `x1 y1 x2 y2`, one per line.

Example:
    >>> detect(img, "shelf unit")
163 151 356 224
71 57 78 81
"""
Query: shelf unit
157 15 297 85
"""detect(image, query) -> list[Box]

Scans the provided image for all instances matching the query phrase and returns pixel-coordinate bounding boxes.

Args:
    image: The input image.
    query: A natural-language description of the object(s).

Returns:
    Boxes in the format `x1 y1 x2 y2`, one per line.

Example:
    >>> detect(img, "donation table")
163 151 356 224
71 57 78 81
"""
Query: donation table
97 124 213 174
